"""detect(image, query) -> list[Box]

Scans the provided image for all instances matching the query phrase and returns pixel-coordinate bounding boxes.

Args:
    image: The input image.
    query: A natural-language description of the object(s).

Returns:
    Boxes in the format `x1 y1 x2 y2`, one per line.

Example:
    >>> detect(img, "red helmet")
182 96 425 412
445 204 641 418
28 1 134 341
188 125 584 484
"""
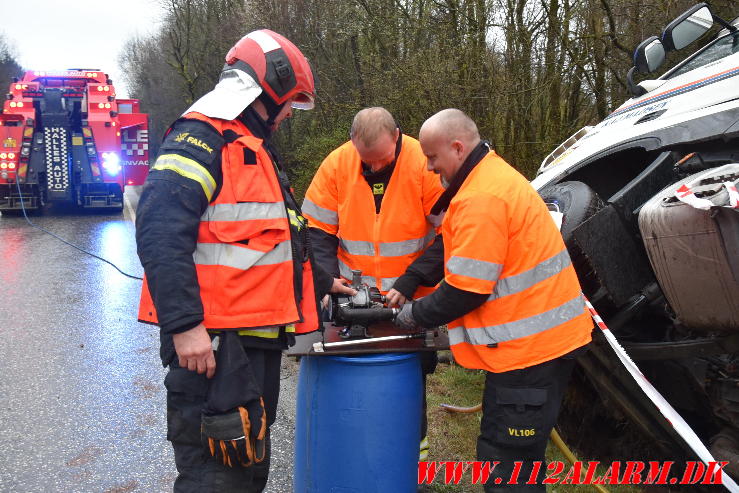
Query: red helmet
225 30 315 110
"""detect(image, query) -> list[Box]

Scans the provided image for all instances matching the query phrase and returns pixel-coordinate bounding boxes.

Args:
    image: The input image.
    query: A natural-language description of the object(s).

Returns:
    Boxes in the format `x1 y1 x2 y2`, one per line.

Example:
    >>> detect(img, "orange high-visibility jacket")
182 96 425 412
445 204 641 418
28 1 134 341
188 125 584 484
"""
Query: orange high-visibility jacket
442 151 592 373
139 112 319 335
302 135 444 295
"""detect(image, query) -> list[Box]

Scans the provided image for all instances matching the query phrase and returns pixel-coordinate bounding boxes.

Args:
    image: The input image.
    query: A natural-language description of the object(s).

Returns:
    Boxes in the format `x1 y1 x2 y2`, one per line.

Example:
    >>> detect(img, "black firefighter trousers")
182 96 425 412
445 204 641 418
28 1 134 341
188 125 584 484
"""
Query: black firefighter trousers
477 348 582 492
164 346 282 493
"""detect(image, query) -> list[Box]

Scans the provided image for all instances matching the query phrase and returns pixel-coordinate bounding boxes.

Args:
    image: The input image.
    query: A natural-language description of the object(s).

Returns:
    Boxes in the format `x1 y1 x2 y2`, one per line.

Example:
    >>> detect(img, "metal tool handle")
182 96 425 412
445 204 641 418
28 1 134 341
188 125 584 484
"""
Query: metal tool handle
313 333 415 353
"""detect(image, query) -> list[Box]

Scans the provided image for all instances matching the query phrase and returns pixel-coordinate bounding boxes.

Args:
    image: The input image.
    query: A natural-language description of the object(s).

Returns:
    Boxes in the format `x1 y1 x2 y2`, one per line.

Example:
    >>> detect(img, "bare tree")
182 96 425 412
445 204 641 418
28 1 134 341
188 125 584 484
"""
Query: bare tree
120 0 734 189
0 33 23 108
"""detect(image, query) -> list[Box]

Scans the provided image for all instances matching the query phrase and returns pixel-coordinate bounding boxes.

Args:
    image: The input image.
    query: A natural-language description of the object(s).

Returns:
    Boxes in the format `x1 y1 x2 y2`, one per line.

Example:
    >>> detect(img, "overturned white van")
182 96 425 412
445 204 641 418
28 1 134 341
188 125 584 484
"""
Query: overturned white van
534 2 739 477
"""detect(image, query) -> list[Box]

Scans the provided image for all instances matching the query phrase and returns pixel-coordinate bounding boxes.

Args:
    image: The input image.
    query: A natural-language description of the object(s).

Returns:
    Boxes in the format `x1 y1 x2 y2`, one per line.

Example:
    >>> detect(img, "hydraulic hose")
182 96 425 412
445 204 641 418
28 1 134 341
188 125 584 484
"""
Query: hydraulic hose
11 178 143 280
549 428 609 493
439 403 481 413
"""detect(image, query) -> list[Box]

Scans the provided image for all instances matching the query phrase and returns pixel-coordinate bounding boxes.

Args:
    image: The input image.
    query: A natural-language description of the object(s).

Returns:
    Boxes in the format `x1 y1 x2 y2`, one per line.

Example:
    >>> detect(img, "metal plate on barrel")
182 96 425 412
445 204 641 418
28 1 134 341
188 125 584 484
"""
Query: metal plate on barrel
286 322 449 356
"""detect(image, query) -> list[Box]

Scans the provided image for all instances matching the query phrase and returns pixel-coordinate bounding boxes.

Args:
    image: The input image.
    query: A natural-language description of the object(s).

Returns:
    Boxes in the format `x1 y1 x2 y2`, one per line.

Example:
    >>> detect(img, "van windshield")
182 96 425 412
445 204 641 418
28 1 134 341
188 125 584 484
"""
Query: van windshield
666 30 739 79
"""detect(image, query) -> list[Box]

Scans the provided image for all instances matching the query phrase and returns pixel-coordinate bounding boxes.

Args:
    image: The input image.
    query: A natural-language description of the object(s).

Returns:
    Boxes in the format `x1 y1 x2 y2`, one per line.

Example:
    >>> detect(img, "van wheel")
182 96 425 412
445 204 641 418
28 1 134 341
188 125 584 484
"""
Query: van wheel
538 181 602 239
538 181 603 298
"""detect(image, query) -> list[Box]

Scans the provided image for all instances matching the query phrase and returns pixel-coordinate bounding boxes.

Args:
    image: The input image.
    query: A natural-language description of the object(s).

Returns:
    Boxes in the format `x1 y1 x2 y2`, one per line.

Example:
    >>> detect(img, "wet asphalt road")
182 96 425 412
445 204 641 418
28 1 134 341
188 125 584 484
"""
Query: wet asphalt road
0 190 299 493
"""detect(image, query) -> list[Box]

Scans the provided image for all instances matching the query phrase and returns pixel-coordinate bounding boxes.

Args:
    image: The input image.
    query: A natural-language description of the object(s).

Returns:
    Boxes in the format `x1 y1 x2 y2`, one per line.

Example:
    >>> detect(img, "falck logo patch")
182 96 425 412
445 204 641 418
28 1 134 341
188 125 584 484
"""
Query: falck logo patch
174 131 214 154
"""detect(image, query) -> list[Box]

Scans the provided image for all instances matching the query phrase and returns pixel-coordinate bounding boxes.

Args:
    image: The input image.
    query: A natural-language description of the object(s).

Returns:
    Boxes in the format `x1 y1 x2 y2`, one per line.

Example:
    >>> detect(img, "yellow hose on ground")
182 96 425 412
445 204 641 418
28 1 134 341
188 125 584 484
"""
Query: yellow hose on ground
441 403 609 492
549 428 609 493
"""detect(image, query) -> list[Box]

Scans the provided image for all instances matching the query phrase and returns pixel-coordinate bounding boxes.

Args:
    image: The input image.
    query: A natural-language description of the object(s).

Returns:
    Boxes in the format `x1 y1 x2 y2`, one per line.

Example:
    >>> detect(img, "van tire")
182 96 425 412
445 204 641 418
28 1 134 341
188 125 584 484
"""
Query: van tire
538 181 604 298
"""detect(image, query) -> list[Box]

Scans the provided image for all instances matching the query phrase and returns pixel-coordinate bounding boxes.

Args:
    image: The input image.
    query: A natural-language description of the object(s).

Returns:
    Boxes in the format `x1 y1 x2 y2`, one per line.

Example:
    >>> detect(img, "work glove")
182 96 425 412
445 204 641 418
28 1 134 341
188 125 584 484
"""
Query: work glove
394 302 420 331
201 331 267 467
201 399 267 467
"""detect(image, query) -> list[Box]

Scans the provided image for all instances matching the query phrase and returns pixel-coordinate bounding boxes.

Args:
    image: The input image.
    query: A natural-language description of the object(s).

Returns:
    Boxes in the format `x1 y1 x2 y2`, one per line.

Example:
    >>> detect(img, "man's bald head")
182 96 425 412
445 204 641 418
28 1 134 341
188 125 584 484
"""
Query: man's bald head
350 107 400 171
419 109 481 187
419 108 480 149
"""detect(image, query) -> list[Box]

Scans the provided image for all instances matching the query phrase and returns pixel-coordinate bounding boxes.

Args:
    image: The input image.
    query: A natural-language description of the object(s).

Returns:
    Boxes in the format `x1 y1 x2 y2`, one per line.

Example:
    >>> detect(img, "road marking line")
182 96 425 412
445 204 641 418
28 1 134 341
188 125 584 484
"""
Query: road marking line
124 194 136 224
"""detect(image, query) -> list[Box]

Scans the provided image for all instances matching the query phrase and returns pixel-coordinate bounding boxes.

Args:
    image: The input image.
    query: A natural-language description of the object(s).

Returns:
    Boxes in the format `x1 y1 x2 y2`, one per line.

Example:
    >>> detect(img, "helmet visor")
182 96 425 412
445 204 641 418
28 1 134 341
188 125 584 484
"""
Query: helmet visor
292 91 314 110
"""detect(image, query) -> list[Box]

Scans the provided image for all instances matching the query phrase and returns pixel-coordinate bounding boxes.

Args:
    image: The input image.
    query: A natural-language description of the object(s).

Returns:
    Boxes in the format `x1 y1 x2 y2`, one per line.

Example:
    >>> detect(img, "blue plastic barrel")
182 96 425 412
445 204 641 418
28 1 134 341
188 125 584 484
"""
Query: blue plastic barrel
294 353 422 493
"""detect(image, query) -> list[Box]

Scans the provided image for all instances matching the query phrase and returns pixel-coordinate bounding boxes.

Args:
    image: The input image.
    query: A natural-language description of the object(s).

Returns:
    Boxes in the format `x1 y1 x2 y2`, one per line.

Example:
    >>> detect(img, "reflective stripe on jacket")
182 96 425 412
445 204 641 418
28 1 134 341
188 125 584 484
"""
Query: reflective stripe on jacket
139 112 319 334
443 151 592 373
302 135 444 295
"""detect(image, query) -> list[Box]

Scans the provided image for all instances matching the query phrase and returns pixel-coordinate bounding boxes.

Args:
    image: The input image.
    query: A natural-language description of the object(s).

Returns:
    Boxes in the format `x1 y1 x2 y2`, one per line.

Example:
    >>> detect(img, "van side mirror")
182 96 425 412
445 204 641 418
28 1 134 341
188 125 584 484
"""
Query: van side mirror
634 36 666 74
662 3 713 51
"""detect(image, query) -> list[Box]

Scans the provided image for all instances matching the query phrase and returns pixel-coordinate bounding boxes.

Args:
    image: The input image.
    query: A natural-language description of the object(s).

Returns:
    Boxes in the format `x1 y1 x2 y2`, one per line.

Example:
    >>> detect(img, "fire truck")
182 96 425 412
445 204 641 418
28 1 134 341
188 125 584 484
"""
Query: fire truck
0 69 149 212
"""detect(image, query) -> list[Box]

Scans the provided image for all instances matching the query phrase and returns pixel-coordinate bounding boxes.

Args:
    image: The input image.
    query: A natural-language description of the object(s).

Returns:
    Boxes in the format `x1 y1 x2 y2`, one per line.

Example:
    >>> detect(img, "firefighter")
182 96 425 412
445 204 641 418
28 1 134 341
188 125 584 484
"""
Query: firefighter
395 108 593 491
302 107 445 460
136 30 353 492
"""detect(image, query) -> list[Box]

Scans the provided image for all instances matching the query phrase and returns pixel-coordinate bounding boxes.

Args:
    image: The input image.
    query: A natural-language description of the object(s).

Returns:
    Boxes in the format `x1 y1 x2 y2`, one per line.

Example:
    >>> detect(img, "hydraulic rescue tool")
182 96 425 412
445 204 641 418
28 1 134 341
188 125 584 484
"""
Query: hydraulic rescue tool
331 269 396 339
297 269 446 355
313 270 436 353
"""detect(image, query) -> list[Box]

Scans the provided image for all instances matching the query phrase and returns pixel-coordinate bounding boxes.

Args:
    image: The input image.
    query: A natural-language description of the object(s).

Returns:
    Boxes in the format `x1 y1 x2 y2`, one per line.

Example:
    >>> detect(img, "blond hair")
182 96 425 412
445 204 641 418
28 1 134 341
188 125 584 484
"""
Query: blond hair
350 107 397 147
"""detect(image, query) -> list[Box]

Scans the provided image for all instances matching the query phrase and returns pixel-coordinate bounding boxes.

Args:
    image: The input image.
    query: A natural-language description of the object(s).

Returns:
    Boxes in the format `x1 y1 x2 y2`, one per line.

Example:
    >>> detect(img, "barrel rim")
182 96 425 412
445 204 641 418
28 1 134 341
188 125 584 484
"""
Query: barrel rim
314 352 420 365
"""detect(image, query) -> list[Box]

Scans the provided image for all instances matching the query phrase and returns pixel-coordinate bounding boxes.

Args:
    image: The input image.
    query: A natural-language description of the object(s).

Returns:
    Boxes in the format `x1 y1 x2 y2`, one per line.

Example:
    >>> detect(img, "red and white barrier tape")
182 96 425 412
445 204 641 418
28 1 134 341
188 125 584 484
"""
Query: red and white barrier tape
584 296 739 493
674 163 739 210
